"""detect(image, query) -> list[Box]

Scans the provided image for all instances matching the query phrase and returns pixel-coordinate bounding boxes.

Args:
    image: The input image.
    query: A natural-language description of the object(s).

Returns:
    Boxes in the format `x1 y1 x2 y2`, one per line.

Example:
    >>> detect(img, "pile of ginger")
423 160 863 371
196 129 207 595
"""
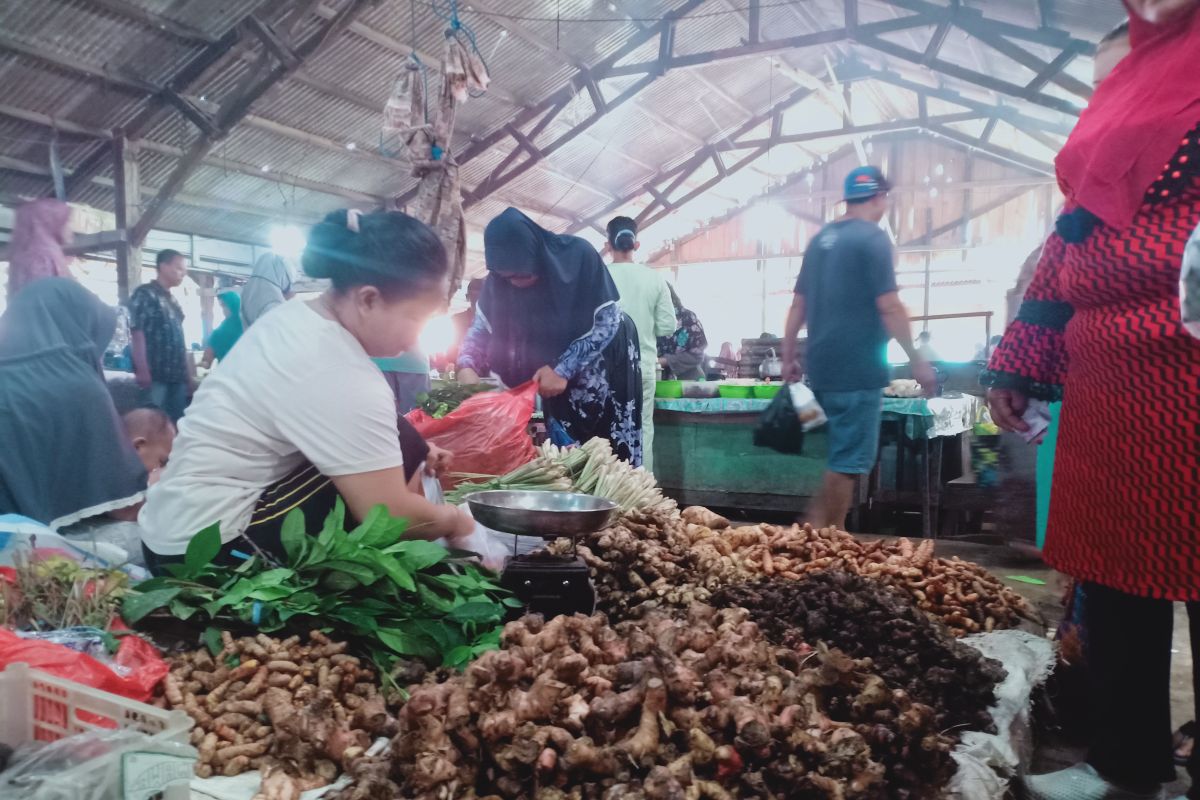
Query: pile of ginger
162 630 397 798
562 506 1034 636
330 606 955 800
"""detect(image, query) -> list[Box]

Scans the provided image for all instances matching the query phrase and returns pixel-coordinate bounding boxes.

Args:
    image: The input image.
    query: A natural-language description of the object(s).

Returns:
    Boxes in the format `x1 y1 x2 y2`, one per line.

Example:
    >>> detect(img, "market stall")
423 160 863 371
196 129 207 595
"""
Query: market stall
0 431 1049 800
652 394 980 533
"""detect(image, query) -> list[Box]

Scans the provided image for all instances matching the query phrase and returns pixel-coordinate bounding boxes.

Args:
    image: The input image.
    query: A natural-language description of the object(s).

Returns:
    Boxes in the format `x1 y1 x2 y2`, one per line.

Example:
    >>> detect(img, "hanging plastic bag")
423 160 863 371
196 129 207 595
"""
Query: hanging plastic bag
753 389 806 455
407 382 539 487
1180 221 1200 339
788 382 827 431
383 61 423 134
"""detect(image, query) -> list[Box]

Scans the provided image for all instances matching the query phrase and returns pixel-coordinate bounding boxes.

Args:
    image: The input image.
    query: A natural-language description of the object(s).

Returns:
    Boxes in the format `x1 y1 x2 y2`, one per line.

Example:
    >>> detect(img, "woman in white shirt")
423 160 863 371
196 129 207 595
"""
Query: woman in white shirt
139 209 474 571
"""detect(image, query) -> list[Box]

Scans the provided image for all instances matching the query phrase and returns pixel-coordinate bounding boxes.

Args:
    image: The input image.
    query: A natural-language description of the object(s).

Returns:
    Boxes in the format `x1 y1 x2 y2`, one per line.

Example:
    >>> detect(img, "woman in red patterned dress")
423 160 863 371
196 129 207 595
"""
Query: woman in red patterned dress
984 2 1200 797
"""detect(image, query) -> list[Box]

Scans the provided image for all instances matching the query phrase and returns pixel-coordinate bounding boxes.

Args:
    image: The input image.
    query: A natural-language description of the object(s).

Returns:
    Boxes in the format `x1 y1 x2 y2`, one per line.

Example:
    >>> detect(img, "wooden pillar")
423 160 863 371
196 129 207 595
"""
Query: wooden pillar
112 130 141 302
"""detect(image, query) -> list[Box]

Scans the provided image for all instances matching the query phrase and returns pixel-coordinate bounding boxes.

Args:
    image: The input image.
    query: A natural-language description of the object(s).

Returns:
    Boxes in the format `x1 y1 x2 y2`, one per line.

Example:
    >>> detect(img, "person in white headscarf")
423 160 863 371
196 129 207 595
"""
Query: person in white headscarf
240 253 294 327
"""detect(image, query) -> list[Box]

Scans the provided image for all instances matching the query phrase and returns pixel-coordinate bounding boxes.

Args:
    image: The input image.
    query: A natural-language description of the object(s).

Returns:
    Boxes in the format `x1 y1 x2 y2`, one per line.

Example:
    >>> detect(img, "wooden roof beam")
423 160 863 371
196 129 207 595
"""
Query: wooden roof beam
0 103 380 206
132 0 374 244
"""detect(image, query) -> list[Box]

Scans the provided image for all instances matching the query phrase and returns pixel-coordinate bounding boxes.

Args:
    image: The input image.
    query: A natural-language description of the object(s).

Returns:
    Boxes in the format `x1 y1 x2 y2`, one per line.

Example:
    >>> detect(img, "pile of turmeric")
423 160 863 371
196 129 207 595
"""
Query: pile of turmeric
161 630 397 797
330 606 954 799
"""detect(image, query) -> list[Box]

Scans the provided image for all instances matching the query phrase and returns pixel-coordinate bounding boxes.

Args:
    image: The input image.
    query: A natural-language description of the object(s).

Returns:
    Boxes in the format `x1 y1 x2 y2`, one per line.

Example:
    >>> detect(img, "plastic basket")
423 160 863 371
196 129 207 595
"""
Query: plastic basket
0 662 193 799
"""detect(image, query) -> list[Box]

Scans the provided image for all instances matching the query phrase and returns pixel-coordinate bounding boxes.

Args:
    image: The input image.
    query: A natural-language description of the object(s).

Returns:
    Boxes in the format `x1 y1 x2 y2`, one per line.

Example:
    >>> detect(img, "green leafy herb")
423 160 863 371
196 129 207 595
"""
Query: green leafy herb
121 501 511 672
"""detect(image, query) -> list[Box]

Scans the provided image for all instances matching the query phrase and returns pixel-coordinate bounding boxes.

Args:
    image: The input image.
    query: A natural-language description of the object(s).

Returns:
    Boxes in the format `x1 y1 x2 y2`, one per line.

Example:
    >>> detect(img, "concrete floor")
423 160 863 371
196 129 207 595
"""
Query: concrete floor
925 538 1195 798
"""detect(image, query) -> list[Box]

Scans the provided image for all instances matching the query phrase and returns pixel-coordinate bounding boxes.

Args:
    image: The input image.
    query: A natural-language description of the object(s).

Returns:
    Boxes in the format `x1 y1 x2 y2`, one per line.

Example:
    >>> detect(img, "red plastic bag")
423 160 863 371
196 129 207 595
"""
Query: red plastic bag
406 382 538 486
0 625 169 703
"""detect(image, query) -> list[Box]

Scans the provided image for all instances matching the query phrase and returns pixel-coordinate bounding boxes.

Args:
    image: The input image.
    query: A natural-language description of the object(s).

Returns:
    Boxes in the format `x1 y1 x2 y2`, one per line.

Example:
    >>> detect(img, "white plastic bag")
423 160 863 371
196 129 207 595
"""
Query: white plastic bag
0 728 195 800
787 382 828 431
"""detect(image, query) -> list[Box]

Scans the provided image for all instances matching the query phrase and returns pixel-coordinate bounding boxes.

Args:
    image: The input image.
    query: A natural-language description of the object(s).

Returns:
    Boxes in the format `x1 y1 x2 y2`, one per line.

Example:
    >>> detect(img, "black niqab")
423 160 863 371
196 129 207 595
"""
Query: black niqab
478 208 619 387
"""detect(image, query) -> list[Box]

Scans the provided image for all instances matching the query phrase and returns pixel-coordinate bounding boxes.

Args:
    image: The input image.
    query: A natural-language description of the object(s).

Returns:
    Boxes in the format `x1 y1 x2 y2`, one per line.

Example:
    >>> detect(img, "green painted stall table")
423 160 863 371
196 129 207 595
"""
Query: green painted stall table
651 394 979 528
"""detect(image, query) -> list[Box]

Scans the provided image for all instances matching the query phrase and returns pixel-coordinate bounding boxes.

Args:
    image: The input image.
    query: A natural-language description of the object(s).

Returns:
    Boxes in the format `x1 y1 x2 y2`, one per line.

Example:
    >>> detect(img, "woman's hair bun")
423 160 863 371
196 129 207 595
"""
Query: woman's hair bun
302 209 357 280
605 215 638 253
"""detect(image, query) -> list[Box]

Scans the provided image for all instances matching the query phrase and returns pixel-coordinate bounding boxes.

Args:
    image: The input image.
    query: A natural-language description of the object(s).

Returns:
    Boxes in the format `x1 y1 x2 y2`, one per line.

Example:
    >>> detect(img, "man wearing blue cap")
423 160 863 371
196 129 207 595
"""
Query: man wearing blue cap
781 165 935 528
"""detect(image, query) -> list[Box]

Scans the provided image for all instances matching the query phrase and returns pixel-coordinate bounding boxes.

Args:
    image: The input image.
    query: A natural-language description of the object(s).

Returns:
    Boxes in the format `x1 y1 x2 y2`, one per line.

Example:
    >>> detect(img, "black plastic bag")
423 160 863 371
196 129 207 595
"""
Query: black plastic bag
753 388 805 454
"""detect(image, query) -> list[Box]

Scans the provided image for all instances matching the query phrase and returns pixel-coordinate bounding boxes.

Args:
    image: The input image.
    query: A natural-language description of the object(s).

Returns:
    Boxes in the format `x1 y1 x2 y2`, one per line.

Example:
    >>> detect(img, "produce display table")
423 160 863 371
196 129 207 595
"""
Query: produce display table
652 394 980 531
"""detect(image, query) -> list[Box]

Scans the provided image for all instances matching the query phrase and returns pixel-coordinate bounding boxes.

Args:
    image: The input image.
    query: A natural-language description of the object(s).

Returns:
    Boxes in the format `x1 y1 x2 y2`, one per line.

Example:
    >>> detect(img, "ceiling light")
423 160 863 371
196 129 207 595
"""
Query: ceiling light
929 187 939 198
345 142 357 150
499 29 508 37
608 2 617 10
260 164 270 172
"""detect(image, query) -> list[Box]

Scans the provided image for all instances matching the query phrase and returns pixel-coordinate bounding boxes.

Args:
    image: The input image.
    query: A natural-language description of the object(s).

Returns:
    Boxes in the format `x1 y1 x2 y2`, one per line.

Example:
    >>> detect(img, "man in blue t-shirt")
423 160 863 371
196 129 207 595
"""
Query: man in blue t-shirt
781 166 935 528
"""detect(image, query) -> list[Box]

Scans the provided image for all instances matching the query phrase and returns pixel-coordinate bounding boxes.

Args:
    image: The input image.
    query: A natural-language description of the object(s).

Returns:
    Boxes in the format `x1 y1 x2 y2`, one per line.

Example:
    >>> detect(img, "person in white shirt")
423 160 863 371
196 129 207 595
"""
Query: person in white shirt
139 209 475 572
604 216 677 474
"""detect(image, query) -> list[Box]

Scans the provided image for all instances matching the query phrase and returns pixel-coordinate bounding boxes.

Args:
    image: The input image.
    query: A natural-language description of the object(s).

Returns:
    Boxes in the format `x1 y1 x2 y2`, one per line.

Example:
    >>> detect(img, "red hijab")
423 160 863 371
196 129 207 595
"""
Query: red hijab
1055 1 1200 229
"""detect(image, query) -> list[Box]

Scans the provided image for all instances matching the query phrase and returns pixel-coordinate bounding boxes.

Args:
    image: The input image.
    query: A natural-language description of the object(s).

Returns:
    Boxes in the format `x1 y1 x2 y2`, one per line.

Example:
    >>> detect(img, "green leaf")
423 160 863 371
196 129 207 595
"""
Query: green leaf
385 540 448 572
168 597 200 620
330 606 381 632
417 583 455 613
280 510 309 563
183 524 223 579
320 559 379 585
253 568 297 587
1005 575 1047 586
247 585 299 602
203 627 224 656
501 597 524 609
376 627 437 661
122 587 182 624
373 554 416 593
448 601 503 624
444 645 474 668
318 500 347 548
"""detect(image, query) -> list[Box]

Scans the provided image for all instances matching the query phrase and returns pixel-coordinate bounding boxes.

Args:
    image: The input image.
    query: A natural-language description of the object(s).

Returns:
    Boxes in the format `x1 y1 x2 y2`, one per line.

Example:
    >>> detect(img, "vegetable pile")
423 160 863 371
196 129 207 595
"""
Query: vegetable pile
416 382 496 418
447 438 676 514
164 630 397 794
558 507 1034 635
123 503 513 673
329 606 955 800
1 552 128 631
712 571 1007 733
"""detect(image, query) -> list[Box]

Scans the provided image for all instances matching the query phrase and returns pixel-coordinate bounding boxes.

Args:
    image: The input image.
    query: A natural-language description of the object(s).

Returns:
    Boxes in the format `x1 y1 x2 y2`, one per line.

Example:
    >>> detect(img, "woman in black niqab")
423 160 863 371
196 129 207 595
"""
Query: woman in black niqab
458 208 644 464
0 278 147 527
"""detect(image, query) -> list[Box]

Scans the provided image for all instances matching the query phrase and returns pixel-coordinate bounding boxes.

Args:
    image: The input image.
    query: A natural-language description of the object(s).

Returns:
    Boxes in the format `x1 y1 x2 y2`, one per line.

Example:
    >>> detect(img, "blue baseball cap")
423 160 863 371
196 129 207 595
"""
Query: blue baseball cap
843 165 891 201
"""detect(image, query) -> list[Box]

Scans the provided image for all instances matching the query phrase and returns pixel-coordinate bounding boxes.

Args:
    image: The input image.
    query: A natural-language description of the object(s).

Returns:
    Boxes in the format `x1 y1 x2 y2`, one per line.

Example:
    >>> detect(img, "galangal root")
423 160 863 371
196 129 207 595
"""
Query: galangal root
162 630 397 797
330 607 955 799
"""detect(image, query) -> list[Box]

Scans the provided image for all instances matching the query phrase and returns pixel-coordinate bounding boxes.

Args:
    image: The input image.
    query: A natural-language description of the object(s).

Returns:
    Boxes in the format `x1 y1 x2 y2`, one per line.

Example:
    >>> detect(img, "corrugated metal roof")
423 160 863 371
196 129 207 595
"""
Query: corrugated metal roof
0 0 1121 249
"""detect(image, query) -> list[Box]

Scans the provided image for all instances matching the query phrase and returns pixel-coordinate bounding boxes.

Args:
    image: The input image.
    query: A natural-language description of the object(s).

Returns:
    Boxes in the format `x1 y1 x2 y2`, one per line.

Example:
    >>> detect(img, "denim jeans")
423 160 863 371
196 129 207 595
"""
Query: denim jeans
145 381 188 422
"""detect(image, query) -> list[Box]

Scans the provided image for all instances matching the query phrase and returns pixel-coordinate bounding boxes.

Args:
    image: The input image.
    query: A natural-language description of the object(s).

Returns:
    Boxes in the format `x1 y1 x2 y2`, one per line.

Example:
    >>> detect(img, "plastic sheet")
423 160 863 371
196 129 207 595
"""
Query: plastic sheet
0 627 169 703
948 629 1057 799
0 728 195 800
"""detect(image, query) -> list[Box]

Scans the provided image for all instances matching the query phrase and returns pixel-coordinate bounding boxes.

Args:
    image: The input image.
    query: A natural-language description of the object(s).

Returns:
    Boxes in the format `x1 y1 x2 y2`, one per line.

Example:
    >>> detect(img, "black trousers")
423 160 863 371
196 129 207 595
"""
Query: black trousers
1084 582 1200 794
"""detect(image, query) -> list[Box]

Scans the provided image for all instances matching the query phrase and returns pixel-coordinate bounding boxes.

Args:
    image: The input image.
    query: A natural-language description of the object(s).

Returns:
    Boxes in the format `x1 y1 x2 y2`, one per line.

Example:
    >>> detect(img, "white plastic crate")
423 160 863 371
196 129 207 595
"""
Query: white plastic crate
0 662 194 799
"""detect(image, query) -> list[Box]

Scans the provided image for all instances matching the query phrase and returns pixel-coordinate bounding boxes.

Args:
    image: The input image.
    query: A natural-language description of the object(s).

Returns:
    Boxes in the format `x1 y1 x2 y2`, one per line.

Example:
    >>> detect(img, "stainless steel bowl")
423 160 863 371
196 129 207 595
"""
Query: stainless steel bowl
464 490 619 539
